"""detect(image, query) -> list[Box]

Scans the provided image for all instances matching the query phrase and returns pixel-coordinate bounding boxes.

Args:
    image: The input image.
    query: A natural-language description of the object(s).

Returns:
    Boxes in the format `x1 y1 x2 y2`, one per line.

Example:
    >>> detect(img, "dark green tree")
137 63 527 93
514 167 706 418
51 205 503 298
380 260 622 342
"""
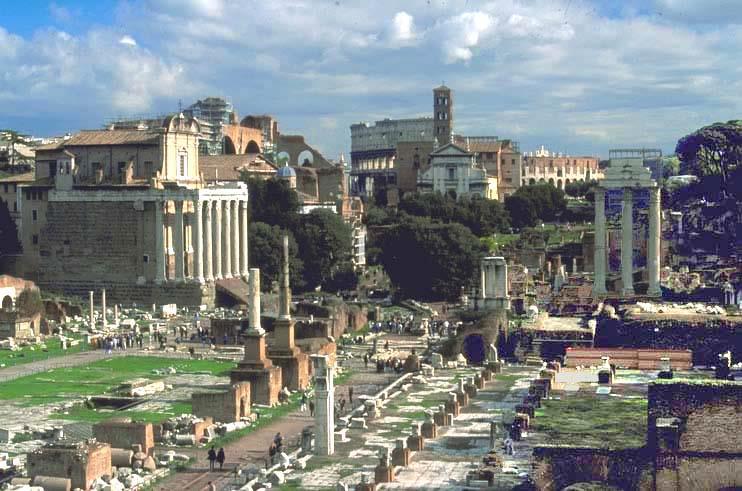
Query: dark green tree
248 222 304 292
241 176 300 229
676 121 742 198
504 194 538 229
0 198 21 255
293 209 353 290
376 215 486 301
16 287 42 317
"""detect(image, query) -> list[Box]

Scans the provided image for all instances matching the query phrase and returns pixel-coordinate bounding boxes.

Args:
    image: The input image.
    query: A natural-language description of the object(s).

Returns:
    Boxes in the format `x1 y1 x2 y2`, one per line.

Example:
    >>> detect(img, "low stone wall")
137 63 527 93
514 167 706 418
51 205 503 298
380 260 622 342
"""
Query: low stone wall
564 348 692 369
192 383 251 424
93 419 154 455
595 316 742 365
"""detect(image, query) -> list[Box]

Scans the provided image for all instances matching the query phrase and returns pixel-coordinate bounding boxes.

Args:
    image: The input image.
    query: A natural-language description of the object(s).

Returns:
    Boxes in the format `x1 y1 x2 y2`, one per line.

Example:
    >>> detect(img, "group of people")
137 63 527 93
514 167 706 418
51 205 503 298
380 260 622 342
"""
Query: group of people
206 446 226 471
268 432 285 465
101 332 143 354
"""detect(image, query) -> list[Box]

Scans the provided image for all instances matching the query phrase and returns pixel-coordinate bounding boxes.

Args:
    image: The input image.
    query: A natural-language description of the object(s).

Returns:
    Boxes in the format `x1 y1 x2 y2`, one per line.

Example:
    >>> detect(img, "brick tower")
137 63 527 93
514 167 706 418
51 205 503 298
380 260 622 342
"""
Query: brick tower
433 85 453 143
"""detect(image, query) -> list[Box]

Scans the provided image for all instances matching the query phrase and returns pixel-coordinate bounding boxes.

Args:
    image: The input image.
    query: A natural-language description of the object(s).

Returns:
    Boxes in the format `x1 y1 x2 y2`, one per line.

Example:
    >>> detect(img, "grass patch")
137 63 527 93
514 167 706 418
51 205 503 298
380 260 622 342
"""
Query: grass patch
0 335 91 368
534 392 647 449
0 356 236 406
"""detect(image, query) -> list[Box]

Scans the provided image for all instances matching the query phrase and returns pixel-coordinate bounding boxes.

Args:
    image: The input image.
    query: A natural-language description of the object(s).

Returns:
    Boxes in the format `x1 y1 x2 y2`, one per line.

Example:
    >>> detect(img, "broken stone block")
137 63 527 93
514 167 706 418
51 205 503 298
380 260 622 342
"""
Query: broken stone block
268 470 286 485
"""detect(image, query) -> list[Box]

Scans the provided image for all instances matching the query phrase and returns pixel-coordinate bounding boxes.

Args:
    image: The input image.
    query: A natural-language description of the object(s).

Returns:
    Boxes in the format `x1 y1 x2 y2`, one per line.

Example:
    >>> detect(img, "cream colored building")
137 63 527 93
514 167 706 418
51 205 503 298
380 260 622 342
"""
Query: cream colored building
522 145 601 189
417 143 495 199
16 114 249 306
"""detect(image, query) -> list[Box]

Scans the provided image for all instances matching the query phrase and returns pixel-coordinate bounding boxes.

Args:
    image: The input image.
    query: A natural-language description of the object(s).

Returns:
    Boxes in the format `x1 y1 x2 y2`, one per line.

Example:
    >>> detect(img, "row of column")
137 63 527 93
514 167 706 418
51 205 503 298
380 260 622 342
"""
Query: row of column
155 199 248 284
593 187 660 297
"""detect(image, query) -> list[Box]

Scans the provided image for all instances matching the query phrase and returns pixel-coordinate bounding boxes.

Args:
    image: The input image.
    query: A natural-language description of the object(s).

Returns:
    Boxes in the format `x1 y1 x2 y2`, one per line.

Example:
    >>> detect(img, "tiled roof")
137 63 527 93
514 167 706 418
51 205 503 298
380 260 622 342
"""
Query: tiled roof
36 130 160 150
200 153 277 181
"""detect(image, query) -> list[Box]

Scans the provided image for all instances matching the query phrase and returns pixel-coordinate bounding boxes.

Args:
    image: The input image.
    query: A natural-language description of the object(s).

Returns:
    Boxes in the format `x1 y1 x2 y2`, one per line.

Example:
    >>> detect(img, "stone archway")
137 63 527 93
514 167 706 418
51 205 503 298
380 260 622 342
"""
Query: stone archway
549 178 555 186
463 333 487 364
1 295 12 311
246 140 260 154
557 179 563 189
298 150 314 167
529 178 536 185
224 136 237 154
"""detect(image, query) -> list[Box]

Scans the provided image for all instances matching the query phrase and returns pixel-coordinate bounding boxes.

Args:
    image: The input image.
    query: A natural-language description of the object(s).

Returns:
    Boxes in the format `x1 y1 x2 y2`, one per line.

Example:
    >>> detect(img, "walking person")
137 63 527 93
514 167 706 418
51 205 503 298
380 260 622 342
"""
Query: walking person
207 481 216 491
300 391 308 412
309 400 315 417
348 386 354 404
216 447 225 470
207 446 217 472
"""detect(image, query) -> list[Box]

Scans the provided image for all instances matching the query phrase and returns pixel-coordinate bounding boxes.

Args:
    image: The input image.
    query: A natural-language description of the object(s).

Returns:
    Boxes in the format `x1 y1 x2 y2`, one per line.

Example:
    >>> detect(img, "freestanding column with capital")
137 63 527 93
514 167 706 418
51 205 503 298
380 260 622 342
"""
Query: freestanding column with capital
240 201 249 279
592 188 607 295
621 188 634 296
89 290 94 329
231 200 240 277
204 201 214 282
193 200 204 283
174 200 185 282
647 187 661 296
214 200 223 279
154 200 166 284
224 200 232 278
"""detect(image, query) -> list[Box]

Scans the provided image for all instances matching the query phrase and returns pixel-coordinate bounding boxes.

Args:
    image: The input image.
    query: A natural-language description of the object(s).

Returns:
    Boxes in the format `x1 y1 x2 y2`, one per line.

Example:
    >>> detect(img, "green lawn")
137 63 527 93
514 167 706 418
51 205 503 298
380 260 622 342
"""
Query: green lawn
0 356 236 406
0 336 91 368
534 392 647 449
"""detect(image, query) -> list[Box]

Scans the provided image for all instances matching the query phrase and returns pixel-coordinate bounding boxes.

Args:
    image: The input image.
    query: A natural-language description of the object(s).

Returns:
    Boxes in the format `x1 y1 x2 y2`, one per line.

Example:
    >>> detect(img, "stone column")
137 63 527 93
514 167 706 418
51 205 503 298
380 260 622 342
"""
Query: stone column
648 187 661 296
592 188 607 295
312 354 335 456
204 200 214 282
89 291 94 329
193 199 204 283
214 200 222 279
480 260 486 300
224 200 232 279
240 201 249 279
279 235 291 321
174 200 185 282
101 288 107 328
231 200 240 277
249 267 261 330
154 200 166 284
621 188 634 296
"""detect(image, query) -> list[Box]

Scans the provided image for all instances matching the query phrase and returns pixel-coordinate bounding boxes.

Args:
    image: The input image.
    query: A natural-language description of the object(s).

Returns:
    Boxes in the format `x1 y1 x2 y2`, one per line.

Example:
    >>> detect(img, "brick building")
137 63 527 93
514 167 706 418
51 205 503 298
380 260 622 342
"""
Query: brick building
522 145 601 189
27 440 111 490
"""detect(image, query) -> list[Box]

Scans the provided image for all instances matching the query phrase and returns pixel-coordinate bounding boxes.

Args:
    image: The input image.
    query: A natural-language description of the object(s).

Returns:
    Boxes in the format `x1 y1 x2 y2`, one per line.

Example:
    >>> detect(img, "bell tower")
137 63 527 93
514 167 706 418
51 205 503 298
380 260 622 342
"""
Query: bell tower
433 85 453 143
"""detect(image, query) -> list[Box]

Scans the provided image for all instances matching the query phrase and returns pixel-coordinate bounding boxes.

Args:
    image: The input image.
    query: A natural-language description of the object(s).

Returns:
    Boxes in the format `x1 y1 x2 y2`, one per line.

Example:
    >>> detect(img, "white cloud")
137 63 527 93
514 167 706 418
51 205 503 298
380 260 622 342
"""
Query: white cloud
437 11 495 63
49 2 72 23
390 11 417 44
119 35 137 46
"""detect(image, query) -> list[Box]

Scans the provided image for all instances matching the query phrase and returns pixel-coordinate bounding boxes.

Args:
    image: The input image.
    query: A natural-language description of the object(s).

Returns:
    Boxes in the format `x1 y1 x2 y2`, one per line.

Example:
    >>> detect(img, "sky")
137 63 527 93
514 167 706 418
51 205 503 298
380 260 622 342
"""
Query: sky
1 0 742 159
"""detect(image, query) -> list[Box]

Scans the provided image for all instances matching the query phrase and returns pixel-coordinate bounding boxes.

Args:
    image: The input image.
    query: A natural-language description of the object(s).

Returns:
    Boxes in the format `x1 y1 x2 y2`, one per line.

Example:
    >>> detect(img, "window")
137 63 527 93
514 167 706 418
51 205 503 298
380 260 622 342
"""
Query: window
448 168 455 180
32 210 37 221
144 161 154 177
32 235 38 245
143 254 150 263
13 203 17 212
178 153 187 177
512 159 516 165
3 184 7 193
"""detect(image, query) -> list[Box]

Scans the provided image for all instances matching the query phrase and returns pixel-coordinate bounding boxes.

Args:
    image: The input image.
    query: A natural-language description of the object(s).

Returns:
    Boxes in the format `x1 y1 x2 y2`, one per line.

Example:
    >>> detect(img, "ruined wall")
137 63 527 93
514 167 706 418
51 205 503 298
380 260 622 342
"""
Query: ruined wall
27 443 111 491
596 316 742 365
191 383 250 423
92 420 154 455
532 446 652 491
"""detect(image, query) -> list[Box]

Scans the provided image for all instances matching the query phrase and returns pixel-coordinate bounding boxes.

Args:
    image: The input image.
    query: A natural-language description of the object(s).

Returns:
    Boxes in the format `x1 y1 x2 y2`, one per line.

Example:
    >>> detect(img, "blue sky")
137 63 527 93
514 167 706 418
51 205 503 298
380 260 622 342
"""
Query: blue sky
2 0 742 159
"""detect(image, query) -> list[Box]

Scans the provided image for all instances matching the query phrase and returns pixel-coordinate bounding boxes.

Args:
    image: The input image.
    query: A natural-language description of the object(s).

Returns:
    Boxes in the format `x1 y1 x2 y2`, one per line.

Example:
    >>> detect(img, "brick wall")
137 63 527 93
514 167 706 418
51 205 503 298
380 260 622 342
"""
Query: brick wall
92 420 154 455
27 442 111 490
192 384 250 423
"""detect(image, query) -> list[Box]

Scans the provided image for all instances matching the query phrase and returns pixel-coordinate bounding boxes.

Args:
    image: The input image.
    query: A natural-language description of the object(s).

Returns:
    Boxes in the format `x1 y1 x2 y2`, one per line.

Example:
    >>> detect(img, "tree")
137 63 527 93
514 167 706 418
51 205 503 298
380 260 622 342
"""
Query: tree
376 215 487 301
504 194 538 229
293 209 353 291
248 222 304 292
397 192 510 236
241 176 300 229
0 198 21 255
676 121 742 198
17 287 42 317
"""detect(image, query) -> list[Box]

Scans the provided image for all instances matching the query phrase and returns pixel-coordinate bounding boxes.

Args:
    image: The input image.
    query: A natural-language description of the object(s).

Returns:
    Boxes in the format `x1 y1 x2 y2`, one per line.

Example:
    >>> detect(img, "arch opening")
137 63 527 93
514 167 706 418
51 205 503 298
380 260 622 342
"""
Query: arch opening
1 295 13 311
463 333 487 365
246 140 260 154
224 136 236 154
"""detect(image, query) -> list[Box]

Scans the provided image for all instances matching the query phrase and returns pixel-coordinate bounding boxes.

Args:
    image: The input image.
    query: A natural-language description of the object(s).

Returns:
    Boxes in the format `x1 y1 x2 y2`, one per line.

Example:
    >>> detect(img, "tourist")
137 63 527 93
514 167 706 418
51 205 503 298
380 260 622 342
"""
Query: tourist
384 340 389 351
207 446 217 471
339 397 346 414
300 391 308 412
309 400 315 417
207 481 216 491
348 386 354 404
268 443 277 465
504 437 514 455
216 447 225 470
274 432 283 449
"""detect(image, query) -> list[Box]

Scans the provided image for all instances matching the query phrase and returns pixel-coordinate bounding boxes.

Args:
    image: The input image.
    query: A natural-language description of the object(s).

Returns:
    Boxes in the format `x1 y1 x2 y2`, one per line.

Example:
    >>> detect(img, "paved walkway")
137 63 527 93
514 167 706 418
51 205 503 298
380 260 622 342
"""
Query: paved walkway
156 345 397 491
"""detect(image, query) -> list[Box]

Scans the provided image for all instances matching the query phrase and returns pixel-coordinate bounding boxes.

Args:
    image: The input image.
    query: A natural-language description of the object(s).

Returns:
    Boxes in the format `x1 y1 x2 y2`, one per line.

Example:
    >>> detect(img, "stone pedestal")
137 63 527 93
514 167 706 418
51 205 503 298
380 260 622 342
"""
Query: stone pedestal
421 418 437 438
455 383 469 407
445 393 460 417
487 361 503 374
407 434 424 451
464 377 478 399
474 374 485 389
269 320 310 391
445 413 454 426
391 439 410 467
433 406 447 427
481 369 493 382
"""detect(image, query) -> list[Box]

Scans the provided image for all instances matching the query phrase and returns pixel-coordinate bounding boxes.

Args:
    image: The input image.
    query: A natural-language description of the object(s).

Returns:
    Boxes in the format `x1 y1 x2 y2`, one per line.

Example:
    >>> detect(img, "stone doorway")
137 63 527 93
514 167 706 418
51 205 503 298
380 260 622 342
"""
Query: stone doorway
463 333 486 365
